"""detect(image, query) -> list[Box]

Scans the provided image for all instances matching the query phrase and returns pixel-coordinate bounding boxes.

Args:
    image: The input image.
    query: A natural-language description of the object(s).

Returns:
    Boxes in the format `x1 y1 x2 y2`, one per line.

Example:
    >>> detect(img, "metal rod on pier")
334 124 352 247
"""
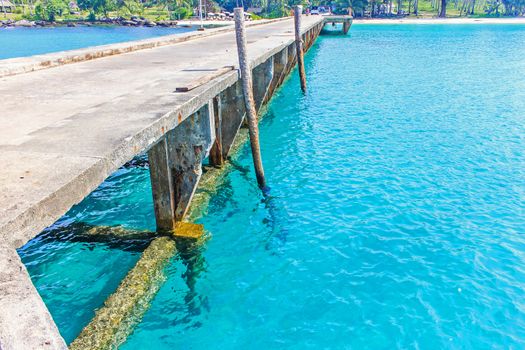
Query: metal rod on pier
294 5 307 93
198 0 204 30
233 7 267 190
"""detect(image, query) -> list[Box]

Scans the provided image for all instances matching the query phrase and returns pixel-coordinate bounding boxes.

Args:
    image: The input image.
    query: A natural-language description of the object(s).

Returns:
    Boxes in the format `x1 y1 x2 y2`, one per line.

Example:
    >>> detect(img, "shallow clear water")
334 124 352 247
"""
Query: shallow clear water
0 26 195 60
20 24 525 348
18 164 155 343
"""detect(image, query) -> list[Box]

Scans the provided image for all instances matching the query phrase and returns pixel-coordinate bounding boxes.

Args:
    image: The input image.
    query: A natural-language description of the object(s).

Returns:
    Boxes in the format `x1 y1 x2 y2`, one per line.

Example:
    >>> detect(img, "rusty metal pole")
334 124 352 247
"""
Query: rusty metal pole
234 7 267 190
294 5 307 93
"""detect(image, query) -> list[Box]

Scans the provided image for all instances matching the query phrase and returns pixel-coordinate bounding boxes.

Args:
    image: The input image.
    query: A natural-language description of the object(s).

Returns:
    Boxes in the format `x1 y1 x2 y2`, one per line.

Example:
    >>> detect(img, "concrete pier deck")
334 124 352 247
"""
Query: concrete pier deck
0 15 323 249
0 15 324 349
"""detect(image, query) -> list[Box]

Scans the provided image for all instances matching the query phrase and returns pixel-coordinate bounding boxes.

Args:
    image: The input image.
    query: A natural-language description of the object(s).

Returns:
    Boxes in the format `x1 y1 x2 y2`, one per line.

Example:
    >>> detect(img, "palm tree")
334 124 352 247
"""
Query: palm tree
439 0 446 16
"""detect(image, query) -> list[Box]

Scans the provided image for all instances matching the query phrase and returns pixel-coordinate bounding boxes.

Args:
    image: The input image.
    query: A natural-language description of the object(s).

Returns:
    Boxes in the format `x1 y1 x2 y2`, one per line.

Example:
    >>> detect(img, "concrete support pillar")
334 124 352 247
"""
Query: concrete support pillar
252 56 274 112
209 96 224 167
305 31 311 49
265 48 288 104
148 104 214 232
219 80 246 159
284 44 297 77
343 20 351 34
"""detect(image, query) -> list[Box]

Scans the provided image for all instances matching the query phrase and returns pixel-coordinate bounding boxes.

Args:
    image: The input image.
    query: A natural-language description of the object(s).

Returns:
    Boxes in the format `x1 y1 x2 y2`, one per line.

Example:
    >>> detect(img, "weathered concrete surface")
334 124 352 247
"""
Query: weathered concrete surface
253 56 274 111
0 17 291 79
0 246 67 350
218 80 246 158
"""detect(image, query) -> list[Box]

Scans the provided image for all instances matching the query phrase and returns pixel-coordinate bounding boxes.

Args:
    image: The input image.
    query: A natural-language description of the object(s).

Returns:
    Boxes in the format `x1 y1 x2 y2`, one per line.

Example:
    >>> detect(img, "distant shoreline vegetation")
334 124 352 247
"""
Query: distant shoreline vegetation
0 0 523 27
0 0 269 25
0 17 183 27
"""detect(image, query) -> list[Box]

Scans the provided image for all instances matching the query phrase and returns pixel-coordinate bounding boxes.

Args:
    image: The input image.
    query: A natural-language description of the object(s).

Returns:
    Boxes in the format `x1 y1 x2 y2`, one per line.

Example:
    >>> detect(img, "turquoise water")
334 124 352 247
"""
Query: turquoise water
0 26 194 60
18 164 156 343
20 23 525 348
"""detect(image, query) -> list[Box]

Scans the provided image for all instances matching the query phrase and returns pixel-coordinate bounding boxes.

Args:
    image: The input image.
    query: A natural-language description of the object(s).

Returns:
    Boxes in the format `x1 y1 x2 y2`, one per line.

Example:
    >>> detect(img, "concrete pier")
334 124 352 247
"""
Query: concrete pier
322 15 353 34
0 14 338 349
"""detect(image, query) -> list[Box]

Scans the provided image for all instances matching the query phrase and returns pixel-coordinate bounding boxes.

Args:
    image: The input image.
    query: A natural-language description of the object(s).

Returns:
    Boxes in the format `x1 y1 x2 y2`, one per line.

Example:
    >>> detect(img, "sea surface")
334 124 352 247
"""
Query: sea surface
0 25 195 59
19 23 525 349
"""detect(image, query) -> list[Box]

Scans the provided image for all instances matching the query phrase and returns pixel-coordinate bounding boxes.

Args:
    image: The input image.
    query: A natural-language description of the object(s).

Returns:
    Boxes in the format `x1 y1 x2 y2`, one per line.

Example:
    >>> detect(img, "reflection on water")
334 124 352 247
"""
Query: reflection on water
175 238 210 324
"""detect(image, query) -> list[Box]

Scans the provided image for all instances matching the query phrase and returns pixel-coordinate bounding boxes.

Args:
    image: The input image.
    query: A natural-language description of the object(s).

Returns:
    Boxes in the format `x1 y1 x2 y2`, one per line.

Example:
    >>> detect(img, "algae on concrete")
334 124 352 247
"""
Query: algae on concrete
172 221 205 239
188 127 250 222
69 237 176 350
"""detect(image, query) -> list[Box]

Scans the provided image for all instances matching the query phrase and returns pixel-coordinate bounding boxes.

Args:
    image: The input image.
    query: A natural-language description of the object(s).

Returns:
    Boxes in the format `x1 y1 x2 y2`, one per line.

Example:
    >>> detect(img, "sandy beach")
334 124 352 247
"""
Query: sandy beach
352 17 525 24
172 16 525 27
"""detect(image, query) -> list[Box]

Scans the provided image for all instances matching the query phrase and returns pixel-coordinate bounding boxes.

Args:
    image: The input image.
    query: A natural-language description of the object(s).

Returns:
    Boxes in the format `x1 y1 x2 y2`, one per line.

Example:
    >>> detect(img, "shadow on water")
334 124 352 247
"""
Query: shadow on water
261 190 289 254
123 154 149 169
32 221 155 253
320 24 347 36
174 237 210 326
227 158 289 254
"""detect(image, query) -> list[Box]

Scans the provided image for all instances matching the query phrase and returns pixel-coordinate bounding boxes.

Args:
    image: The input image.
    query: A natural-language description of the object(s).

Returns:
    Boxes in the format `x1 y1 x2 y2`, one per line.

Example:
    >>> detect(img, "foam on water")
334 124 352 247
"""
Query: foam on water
19 24 525 348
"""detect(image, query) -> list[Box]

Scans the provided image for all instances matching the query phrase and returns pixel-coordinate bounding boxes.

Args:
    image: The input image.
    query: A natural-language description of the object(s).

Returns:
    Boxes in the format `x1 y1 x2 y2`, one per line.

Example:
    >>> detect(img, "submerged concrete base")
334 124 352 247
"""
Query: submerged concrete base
69 237 176 350
69 222 204 349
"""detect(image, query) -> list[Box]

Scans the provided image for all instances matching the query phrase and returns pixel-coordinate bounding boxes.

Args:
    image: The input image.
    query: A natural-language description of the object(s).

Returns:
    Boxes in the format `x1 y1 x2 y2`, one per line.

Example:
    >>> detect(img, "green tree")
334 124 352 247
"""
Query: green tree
265 0 288 17
338 0 369 15
171 4 192 18
484 0 501 13
116 0 143 16
502 0 525 14
78 0 116 17
35 0 67 20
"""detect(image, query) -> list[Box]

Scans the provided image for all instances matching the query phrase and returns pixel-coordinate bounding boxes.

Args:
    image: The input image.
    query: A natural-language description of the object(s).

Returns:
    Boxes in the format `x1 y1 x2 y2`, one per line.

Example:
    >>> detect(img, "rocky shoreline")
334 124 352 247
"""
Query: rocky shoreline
0 17 181 28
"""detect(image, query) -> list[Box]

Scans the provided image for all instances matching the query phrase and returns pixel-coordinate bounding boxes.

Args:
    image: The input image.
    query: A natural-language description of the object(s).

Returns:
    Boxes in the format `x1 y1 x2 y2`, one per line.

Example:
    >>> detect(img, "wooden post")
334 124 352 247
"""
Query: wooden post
294 5 307 93
234 7 267 189
148 137 175 231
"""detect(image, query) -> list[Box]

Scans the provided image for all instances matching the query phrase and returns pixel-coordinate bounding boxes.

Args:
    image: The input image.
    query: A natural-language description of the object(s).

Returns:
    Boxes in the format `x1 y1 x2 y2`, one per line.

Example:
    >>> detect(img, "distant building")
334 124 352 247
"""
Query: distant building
246 7 263 14
0 0 16 13
69 0 80 12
